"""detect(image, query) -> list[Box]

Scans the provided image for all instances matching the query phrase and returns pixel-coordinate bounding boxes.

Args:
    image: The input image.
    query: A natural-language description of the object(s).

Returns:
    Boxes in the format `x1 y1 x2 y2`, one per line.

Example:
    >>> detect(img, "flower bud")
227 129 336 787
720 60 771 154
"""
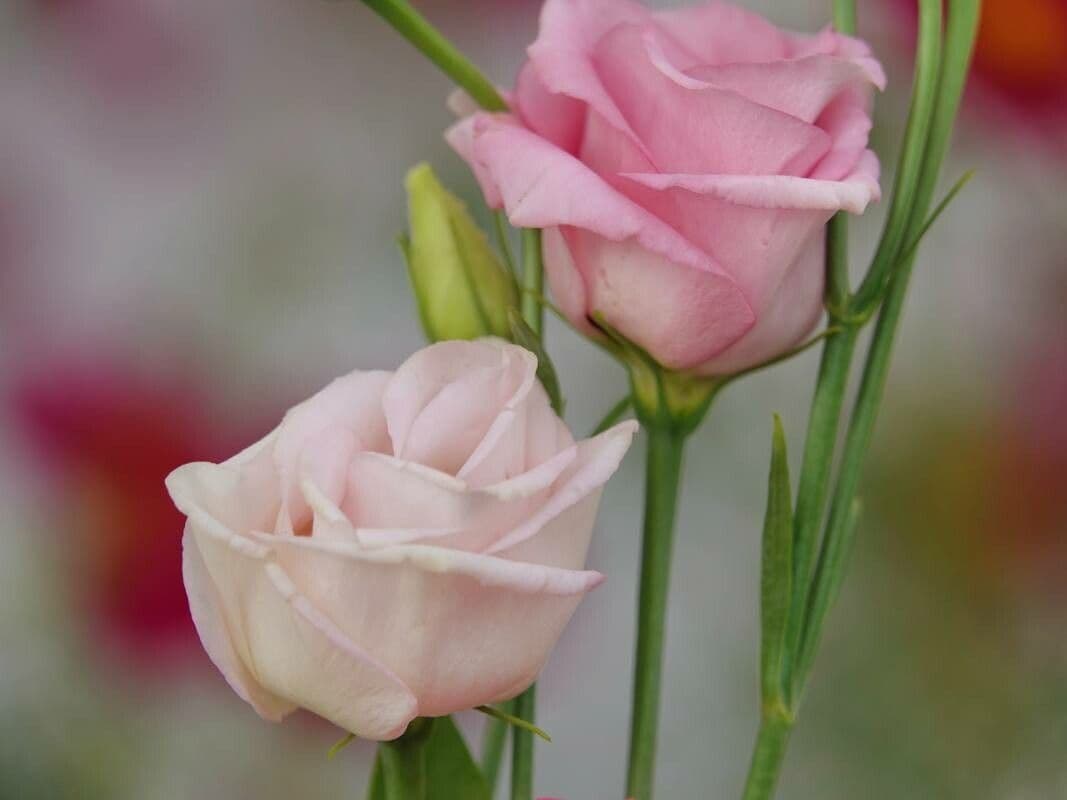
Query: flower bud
402 163 517 342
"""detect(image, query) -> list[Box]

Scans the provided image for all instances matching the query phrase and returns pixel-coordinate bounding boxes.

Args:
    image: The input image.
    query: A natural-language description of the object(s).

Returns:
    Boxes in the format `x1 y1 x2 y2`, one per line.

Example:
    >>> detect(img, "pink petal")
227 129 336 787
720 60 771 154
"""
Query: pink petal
683 55 880 124
256 533 604 717
563 228 755 370
514 61 587 155
695 231 826 376
652 2 793 66
593 24 830 177
525 0 653 155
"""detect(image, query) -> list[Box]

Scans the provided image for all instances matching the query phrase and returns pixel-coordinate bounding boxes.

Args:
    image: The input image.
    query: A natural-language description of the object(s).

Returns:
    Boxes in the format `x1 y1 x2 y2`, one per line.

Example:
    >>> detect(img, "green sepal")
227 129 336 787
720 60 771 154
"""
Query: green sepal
508 309 565 416
372 716 491 800
590 312 720 434
403 163 518 343
759 415 794 718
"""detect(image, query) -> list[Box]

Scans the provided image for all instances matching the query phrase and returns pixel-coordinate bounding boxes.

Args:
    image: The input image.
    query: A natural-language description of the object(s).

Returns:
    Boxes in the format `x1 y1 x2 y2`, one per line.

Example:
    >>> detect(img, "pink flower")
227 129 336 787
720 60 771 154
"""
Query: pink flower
167 340 637 740
449 0 884 375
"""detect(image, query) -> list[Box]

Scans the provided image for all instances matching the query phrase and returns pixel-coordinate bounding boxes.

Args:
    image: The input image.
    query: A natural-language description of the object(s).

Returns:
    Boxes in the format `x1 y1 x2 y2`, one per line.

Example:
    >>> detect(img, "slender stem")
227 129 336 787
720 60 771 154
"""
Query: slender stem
359 0 507 112
782 324 857 694
832 0 856 33
851 0 943 313
493 211 516 274
520 229 544 336
510 686 536 800
481 700 513 797
740 714 793 800
792 0 981 695
626 424 687 800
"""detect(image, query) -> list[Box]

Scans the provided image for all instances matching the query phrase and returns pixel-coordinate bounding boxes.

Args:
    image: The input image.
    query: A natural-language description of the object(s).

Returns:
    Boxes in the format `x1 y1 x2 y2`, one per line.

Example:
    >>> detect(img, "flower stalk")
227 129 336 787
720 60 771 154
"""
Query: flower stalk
626 421 687 800
358 0 507 111
739 1 981 798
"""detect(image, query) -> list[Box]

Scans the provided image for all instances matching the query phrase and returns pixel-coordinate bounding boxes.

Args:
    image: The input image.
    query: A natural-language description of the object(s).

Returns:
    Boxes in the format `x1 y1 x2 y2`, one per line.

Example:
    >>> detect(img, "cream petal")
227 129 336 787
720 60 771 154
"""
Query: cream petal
186 513 418 740
254 533 603 717
273 370 391 533
489 421 638 567
182 526 295 721
342 446 575 552
383 340 536 477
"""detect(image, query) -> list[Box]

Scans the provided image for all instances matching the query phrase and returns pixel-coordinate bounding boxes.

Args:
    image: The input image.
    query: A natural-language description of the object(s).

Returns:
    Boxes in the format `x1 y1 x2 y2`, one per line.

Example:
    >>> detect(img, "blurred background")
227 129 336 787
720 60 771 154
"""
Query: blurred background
0 0 1064 798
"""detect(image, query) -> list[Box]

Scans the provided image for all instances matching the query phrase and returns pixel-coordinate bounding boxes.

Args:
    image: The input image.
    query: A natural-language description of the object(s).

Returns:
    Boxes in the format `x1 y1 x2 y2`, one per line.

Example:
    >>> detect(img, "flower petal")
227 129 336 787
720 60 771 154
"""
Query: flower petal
185 513 418 740
490 420 639 569
182 526 295 721
593 24 830 176
342 446 575 552
382 340 535 479
273 370 391 533
695 230 826 376
256 533 603 717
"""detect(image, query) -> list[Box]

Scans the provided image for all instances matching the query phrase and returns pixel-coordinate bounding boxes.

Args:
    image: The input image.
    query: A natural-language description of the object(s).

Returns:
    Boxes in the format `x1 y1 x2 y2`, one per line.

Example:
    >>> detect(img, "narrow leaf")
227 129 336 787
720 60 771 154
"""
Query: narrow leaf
509 309 565 417
760 415 794 711
476 705 551 742
366 751 386 800
328 731 356 760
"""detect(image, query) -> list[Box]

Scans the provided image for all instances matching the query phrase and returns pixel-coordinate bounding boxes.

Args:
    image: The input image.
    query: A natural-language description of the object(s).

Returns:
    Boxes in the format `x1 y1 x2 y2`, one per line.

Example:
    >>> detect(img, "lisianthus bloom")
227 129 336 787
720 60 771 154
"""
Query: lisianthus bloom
449 0 883 375
167 340 636 739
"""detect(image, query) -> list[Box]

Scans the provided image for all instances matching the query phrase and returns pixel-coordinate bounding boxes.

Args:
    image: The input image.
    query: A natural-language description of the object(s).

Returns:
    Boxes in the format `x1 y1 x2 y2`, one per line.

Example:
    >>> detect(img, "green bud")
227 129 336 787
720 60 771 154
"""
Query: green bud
402 163 517 342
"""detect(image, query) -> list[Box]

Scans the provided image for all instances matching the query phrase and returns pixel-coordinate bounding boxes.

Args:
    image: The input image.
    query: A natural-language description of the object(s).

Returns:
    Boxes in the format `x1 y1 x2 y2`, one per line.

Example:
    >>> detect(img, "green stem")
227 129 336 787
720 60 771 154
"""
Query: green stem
359 0 508 112
510 685 536 800
740 714 793 800
481 700 513 797
792 0 981 695
626 424 687 800
850 0 943 313
782 324 857 692
520 229 544 336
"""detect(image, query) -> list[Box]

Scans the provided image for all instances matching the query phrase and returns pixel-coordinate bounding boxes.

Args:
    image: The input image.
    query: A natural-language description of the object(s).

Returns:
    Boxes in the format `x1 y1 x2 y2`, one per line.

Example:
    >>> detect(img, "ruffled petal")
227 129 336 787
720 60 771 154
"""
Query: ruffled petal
183 512 418 739
525 0 653 154
273 370 391 533
341 447 575 552
593 24 830 176
182 526 295 721
382 340 535 478
490 420 639 568
256 533 603 717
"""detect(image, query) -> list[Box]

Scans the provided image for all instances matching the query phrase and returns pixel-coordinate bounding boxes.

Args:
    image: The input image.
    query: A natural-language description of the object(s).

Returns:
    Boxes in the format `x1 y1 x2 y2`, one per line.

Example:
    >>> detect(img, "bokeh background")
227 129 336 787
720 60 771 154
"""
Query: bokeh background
1 1 1064 798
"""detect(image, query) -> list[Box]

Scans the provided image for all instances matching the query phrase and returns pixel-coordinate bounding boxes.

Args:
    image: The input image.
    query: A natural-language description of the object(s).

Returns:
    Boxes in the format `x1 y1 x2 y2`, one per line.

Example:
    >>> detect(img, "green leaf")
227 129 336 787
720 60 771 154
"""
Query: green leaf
422 717 491 800
508 309 565 417
403 163 518 343
366 752 387 800
759 415 794 714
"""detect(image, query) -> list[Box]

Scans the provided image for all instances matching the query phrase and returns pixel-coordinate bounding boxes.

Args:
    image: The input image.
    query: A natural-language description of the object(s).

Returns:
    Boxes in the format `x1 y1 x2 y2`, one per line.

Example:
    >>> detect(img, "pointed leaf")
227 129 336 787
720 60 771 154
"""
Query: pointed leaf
760 415 794 712
422 717 492 800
